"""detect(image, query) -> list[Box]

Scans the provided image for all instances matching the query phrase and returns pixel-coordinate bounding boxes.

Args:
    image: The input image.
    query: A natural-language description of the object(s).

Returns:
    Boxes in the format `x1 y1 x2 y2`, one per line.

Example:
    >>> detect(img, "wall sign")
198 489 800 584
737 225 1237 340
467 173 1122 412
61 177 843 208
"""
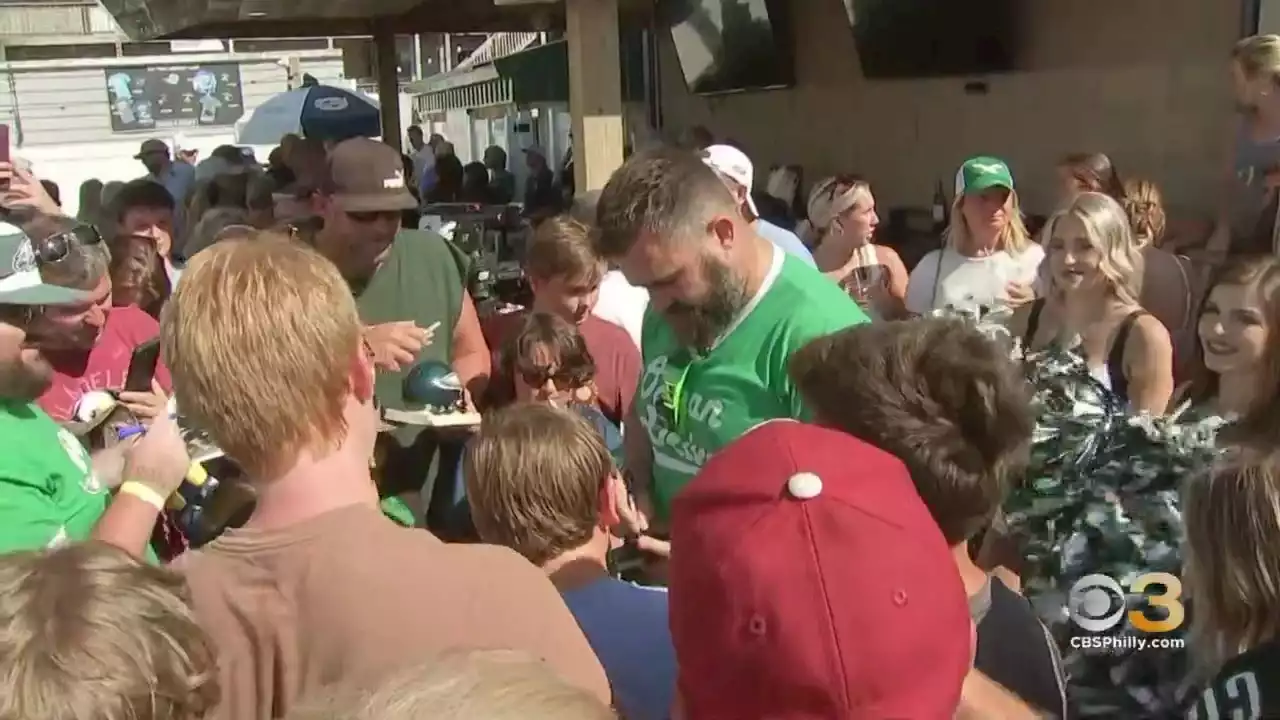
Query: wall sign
105 63 245 132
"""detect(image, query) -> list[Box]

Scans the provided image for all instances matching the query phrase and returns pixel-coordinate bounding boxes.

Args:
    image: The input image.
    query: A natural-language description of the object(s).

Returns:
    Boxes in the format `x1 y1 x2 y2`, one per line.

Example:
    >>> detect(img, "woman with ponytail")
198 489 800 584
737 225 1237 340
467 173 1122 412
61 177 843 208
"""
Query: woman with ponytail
806 175 909 319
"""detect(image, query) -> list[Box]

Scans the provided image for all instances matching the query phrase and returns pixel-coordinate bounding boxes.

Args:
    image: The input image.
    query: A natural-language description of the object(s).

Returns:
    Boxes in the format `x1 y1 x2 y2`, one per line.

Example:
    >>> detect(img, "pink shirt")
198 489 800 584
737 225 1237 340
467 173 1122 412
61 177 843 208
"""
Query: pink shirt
37 305 172 422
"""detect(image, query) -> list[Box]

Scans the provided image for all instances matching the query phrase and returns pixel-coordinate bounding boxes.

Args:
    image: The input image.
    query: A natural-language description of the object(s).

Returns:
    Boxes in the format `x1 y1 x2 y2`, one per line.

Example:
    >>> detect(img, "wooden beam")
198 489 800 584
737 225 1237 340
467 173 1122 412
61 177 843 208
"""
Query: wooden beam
373 21 402 150
566 0 624 192
109 0 655 41
152 18 377 40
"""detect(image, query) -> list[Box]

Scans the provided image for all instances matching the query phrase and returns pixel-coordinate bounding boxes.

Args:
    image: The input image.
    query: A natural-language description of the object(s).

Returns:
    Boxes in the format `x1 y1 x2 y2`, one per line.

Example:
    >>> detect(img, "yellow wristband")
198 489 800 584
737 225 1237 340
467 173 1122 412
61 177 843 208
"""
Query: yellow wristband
119 481 166 512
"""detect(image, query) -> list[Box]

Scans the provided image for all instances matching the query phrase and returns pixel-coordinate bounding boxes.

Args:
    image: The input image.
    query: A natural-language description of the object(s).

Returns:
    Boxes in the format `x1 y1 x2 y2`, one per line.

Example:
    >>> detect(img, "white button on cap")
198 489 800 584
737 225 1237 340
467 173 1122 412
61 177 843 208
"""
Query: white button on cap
786 472 823 500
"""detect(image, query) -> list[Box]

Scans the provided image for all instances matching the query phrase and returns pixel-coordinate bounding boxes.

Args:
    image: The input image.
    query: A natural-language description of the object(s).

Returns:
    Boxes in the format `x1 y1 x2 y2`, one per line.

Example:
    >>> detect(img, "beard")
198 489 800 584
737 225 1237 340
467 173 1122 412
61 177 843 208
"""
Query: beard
27 322 101 352
326 231 395 293
1236 99 1259 117
0 347 54 401
663 253 750 352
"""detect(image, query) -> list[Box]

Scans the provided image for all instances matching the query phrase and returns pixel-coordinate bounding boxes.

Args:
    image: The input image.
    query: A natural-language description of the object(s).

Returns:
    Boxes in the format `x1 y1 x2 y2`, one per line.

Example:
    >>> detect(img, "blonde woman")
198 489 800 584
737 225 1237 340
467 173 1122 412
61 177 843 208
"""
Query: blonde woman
1122 177 1167 247
1182 452 1280 717
1119 176 1199 380
807 175 909 318
905 156 1043 314
1211 34 1280 259
1007 192 1174 413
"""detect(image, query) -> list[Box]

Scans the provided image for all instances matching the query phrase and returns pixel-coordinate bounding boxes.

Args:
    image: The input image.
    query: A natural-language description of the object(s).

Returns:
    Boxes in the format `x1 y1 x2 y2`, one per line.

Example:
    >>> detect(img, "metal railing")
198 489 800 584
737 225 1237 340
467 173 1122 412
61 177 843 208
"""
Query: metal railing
454 31 540 70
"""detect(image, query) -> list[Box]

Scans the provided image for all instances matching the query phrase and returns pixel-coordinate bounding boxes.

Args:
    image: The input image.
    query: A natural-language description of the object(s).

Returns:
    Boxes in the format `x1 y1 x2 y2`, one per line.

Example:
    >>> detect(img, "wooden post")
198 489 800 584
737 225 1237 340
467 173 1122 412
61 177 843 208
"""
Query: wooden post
373 21 403 151
566 0 625 191
285 56 301 90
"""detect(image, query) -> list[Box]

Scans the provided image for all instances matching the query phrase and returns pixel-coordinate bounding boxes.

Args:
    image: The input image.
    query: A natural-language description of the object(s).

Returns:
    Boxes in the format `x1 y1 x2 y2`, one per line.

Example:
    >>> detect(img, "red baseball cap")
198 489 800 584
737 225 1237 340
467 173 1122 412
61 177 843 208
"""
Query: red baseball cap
669 420 971 719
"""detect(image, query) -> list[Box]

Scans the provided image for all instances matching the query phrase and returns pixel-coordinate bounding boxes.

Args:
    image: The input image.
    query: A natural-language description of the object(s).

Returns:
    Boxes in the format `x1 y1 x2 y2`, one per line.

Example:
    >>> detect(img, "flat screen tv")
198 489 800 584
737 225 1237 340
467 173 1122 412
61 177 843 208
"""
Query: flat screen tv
662 0 795 96
845 0 1020 78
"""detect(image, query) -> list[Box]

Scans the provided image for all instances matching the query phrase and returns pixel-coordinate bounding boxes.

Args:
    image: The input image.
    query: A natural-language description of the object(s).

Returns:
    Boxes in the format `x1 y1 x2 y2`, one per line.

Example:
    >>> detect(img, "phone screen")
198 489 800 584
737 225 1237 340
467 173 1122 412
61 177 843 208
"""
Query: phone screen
0 124 10 189
124 338 161 393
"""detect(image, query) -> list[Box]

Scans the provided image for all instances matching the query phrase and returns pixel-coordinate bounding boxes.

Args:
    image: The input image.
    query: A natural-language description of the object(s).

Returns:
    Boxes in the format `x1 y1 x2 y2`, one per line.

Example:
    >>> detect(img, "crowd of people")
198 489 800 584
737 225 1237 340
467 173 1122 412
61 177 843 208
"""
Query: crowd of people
5 29 1280 720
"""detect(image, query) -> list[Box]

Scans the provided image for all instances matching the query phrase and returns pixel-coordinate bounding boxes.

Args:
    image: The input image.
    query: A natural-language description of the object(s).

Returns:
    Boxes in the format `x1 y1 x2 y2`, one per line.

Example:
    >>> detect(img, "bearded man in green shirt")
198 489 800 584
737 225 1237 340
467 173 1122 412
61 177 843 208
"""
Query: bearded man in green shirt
592 146 870 530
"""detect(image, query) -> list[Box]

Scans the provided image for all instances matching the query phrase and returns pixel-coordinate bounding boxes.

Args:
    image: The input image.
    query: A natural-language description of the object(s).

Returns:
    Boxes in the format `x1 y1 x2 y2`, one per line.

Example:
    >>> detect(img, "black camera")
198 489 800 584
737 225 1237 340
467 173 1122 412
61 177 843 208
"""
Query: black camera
421 203 533 315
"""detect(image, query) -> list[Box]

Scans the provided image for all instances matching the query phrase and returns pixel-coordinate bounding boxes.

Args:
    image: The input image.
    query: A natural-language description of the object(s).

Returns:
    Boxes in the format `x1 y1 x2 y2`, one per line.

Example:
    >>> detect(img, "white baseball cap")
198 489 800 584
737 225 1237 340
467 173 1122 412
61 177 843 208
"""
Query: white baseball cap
0 221 92 306
701 144 759 218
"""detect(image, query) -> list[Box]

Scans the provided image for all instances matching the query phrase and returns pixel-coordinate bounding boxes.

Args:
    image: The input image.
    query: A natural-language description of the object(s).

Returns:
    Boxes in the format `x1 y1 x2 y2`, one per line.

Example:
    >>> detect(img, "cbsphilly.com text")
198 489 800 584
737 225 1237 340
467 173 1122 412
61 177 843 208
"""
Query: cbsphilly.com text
1070 635 1187 652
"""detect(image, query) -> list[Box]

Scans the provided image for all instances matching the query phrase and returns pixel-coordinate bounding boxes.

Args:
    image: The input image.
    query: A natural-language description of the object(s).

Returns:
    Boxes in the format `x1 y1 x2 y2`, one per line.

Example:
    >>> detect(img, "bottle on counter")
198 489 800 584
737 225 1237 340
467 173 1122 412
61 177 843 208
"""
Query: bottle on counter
932 179 949 231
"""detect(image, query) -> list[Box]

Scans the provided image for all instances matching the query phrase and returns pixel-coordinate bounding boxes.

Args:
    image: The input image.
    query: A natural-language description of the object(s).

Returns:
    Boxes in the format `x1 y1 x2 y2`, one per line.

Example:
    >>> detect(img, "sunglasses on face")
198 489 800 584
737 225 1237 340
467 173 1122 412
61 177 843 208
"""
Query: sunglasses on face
345 210 401 224
517 362 591 390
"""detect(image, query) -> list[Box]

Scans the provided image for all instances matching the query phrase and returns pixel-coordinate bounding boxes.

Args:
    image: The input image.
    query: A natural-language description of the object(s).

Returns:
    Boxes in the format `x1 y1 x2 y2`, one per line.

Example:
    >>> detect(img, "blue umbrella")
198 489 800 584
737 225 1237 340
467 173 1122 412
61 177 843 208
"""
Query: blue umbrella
237 76 381 144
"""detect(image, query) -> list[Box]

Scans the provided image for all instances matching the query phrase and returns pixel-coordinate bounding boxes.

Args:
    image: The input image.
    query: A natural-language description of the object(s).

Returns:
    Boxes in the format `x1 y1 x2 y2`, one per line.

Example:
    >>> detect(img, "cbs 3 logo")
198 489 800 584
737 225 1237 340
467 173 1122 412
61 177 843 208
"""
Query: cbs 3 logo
1068 572 1185 633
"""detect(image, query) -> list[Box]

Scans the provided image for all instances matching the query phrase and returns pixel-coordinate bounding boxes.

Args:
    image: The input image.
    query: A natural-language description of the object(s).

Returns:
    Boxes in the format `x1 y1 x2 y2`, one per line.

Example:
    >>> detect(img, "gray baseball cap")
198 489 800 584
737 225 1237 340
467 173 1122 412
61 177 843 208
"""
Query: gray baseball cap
0 221 92 305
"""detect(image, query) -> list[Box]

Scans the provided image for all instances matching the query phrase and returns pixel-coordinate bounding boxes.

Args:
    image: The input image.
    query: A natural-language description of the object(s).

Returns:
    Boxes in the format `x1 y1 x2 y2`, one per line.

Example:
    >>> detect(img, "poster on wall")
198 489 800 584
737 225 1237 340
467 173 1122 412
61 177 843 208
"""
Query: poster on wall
105 63 245 133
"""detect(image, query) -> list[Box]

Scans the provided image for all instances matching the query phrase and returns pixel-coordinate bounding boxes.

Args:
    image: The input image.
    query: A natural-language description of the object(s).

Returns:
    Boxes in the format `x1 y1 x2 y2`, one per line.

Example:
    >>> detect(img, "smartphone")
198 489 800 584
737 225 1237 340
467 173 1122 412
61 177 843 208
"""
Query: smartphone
607 538 648 579
0 124 11 190
124 338 161 393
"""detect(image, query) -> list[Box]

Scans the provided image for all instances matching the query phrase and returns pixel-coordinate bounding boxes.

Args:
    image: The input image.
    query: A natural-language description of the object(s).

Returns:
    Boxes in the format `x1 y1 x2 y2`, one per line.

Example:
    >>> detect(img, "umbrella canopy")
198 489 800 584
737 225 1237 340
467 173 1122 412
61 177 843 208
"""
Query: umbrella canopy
237 79 381 145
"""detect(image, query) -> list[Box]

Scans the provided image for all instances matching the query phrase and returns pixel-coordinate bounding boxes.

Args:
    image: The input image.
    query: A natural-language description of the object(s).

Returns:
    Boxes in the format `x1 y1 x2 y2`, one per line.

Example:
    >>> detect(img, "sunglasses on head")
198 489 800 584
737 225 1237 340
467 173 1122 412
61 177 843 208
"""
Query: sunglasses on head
824 174 866 200
31 224 103 265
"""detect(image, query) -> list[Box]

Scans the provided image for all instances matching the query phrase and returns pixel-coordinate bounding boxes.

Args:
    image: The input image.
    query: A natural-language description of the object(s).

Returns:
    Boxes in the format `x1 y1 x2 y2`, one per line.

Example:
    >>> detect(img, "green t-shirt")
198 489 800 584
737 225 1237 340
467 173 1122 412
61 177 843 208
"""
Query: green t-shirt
636 248 869 520
0 400 110 553
356 229 468 500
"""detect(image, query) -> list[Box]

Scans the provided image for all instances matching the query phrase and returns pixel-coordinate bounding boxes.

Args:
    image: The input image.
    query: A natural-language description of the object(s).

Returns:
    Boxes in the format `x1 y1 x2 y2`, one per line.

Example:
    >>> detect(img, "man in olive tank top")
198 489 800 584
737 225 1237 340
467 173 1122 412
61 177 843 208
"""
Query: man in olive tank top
309 138 491 530
593 147 869 526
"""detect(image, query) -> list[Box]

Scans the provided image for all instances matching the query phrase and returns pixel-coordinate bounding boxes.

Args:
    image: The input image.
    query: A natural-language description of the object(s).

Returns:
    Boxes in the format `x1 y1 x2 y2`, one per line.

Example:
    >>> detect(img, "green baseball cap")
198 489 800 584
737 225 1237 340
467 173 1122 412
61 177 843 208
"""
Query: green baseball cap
955 156 1014 196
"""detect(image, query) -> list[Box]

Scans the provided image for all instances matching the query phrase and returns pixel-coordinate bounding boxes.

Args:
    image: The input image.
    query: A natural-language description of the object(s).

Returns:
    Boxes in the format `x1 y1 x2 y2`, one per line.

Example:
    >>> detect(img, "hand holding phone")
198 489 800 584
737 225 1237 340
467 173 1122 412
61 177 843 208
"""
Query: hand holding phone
117 339 167 422
117 379 168 422
124 338 162 393
0 136 60 217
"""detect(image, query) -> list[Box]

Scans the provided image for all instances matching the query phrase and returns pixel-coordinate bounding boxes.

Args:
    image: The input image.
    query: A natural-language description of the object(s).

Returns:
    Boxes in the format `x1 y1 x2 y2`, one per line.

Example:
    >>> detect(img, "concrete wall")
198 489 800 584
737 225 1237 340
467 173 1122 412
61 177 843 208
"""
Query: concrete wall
3 51 344 217
657 0 1241 219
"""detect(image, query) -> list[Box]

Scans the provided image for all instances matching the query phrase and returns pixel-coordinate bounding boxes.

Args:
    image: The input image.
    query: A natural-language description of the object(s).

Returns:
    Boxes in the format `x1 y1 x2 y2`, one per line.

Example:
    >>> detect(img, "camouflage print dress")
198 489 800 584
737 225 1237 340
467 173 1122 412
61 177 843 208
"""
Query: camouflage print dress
937 308 1226 717
1002 346 1226 717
